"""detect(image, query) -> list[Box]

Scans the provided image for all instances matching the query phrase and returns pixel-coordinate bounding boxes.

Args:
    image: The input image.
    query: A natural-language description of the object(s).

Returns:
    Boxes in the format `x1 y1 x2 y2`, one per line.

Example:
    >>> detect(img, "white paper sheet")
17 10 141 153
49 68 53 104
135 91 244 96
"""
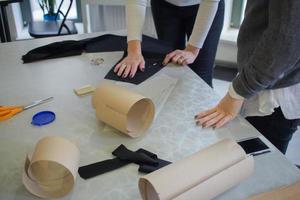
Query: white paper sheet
116 74 178 118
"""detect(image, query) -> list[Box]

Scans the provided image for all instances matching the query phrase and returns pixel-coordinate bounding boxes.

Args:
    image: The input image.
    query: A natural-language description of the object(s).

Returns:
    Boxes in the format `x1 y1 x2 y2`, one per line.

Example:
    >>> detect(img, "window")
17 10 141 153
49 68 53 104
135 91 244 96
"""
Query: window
20 0 82 26
30 0 77 21
230 0 246 28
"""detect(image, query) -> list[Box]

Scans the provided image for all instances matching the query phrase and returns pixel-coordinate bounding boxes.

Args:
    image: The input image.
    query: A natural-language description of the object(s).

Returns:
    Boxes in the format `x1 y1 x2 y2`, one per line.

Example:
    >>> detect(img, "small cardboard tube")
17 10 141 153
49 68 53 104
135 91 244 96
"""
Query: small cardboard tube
92 82 155 137
22 136 80 198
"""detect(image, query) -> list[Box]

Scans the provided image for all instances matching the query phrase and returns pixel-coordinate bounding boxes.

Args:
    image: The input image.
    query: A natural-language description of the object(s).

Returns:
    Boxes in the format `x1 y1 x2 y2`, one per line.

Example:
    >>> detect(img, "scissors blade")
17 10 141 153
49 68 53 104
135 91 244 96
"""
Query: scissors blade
23 97 54 110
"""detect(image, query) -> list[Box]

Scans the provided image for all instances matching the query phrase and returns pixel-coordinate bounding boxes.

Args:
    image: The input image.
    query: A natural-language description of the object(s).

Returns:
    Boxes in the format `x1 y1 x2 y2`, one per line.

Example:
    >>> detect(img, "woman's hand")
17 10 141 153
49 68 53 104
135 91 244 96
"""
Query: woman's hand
114 52 145 78
163 44 200 65
114 40 145 78
195 93 244 128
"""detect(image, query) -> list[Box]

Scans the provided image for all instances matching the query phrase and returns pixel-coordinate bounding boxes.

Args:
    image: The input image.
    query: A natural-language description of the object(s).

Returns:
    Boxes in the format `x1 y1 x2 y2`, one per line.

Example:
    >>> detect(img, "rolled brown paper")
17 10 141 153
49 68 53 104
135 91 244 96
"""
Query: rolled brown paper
139 138 254 200
247 180 300 200
22 136 80 198
92 82 155 137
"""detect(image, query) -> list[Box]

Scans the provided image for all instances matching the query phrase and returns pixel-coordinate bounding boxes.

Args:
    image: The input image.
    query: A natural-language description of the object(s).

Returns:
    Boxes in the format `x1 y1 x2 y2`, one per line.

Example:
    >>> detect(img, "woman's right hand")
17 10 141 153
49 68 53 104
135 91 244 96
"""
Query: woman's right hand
114 40 145 78
114 52 145 78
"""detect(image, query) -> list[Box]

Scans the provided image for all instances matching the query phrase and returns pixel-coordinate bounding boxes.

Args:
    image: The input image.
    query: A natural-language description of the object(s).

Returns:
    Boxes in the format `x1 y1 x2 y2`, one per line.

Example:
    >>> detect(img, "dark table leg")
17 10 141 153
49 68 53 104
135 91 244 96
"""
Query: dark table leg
0 5 11 42
0 7 7 42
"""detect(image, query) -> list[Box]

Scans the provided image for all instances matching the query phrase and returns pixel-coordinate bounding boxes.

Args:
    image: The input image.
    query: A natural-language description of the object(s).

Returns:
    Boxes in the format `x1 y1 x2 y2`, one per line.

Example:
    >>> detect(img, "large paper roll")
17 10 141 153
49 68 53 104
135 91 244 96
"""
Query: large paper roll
22 136 80 198
92 82 155 137
139 139 254 200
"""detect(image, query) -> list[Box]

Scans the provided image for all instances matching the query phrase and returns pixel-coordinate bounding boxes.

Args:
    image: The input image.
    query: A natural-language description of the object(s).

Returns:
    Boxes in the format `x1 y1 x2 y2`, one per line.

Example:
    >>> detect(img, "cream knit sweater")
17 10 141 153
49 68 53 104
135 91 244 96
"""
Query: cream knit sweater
126 0 220 48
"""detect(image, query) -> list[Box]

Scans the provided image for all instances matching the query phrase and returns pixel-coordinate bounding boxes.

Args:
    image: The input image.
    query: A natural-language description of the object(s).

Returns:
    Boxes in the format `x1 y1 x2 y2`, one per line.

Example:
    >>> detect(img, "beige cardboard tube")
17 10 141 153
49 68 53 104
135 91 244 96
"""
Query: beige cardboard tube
22 136 80 198
139 139 254 200
92 82 155 137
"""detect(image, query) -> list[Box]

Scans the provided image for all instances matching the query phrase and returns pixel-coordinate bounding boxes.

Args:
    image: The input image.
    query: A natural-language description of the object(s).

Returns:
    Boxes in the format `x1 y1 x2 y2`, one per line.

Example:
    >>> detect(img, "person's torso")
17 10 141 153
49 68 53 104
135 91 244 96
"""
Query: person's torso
237 0 300 90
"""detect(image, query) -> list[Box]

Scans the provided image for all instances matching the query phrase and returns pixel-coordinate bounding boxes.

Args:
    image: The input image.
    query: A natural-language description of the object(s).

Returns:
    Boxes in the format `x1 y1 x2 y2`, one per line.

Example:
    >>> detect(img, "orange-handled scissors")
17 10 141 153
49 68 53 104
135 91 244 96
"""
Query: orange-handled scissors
0 97 53 121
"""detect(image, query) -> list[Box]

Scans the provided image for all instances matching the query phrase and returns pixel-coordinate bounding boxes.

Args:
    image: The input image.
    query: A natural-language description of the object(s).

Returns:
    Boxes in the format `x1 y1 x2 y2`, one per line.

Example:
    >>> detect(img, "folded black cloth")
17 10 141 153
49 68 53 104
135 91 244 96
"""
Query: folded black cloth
22 40 85 63
136 148 171 173
104 51 165 84
139 159 171 173
112 144 158 165
78 144 171 180
22 34 174 63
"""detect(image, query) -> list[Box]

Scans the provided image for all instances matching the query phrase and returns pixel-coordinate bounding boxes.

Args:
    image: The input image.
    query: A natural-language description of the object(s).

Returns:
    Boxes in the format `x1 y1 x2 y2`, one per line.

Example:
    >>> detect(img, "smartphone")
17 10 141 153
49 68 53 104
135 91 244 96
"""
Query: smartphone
238 137 270 155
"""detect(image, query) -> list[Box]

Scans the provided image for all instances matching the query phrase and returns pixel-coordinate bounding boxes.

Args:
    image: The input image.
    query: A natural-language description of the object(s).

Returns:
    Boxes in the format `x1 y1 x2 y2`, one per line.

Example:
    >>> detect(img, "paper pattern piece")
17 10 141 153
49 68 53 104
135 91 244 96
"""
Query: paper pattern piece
132 74 178 118
92 82 155 137
139 138 254 200
74 84 95 96
22 136 80 198
247 180 300 200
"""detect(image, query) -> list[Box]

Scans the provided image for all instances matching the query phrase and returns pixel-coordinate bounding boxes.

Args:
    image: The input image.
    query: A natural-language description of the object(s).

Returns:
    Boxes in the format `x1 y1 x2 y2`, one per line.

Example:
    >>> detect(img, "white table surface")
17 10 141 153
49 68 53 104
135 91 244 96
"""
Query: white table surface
0 32 300 200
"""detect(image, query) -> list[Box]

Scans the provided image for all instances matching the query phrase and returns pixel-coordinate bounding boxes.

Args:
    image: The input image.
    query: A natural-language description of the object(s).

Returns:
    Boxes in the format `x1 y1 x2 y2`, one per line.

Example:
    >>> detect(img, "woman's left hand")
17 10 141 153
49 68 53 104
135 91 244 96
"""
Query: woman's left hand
195 93 244 128
163 44 200 65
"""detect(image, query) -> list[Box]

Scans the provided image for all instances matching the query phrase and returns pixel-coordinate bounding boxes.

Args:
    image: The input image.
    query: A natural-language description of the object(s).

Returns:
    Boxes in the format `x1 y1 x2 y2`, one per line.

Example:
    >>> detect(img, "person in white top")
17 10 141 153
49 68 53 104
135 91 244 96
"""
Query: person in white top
114 0 224 87
195 1 300 154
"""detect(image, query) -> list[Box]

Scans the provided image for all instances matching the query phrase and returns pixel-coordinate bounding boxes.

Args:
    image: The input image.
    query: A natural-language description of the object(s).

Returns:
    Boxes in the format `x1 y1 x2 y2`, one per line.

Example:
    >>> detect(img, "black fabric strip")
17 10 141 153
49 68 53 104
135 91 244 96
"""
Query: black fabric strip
22 40 84 63
78 158 129 179
78 144 171 180
112 144 158 165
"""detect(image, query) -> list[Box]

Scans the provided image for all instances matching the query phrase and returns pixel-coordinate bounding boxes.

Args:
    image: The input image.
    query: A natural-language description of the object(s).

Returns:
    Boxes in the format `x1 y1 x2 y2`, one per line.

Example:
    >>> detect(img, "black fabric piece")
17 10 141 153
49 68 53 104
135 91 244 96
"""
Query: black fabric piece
104 51 165 84
78 158 129 179
135 148 171 173
22 40 84 63
139 159 171 173
112 144 158 165
81 34 127 53
136 148 158 159
22 34 174 63
84 34 174 54
78 144 171 180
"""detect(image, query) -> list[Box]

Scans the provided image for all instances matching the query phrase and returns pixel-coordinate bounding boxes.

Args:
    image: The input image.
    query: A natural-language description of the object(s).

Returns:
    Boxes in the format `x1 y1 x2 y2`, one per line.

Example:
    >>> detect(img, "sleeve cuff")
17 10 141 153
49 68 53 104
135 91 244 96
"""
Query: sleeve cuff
228 83 245 100
127 35 142 42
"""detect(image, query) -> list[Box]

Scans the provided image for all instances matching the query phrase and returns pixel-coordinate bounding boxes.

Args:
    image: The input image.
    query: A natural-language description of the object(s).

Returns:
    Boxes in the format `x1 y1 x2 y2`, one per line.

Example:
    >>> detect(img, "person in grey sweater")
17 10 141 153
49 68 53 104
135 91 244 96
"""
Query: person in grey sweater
195 0 300 153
